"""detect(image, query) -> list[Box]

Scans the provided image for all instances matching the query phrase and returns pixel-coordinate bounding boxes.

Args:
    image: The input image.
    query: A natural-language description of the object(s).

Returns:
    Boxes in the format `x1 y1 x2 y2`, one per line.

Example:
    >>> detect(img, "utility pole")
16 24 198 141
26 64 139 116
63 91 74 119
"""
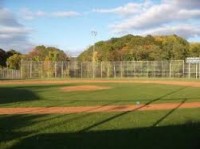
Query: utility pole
91 30 97 79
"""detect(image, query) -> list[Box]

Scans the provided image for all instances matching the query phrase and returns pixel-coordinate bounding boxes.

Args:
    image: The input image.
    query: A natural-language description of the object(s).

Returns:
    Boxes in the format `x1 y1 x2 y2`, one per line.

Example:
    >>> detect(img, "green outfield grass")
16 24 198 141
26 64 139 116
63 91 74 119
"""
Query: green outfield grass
0 80 200 149
0 82 200 107
0 108 200 149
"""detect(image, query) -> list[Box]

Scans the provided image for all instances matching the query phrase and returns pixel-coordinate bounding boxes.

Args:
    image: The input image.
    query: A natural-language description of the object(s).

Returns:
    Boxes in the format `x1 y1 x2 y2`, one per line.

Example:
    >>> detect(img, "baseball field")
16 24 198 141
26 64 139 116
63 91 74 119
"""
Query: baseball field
0 79 200 149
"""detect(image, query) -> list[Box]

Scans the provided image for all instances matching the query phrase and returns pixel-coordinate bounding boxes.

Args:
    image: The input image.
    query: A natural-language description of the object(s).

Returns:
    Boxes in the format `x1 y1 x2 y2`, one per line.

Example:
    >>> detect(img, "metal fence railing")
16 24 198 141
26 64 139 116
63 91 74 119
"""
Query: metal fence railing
1 60 200 79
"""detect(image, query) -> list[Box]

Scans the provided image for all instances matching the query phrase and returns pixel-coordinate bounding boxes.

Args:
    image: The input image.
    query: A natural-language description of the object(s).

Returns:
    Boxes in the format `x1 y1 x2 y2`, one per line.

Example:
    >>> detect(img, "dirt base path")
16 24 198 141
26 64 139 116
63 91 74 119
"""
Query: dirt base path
1 79 200 87
0 102 200 115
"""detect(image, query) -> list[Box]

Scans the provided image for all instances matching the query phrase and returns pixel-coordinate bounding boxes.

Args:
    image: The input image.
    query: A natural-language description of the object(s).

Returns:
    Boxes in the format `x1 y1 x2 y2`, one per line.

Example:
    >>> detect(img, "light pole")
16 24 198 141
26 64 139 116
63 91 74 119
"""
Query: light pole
91 30 97 79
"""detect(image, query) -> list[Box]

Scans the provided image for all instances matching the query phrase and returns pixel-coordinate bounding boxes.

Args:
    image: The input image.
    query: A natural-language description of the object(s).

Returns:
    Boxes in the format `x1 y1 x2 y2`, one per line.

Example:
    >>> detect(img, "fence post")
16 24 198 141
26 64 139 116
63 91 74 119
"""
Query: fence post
141 61 143 77
81 62 83 78
92 61 95 79
120 61 123 78
101 62 103 78
40 62 42 78
161 61 163 77
133 61 136 77
14 70 16 79
196 63 198 79
20 60 23 79
2 68 4 79
30 61 32 79
146 61 149 78
107 62 110 78
154 61 156 77
54 62 57 78
188 63 191 79
169 61 171 78
47 61 50 78
182 60 185 78
1 68 2 79
61 61 64 78
113 62 116 78
126 61 128 77
11 69 13 79
199 63 200 78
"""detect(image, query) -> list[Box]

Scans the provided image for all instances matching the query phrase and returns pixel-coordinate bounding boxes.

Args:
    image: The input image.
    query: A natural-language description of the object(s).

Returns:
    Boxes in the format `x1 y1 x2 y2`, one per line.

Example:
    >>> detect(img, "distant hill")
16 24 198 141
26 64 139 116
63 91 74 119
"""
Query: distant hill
78 34 199 61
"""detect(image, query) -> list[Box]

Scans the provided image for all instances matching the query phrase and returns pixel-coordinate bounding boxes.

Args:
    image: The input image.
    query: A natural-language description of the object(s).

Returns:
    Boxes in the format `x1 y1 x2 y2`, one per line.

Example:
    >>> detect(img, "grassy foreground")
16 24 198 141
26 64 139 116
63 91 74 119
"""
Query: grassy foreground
0 82 200 107
0 108 200 149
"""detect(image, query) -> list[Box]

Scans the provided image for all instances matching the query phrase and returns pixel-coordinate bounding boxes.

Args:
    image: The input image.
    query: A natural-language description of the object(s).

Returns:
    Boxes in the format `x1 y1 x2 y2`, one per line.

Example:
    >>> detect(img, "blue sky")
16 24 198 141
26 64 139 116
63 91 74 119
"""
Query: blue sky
0 0 200 56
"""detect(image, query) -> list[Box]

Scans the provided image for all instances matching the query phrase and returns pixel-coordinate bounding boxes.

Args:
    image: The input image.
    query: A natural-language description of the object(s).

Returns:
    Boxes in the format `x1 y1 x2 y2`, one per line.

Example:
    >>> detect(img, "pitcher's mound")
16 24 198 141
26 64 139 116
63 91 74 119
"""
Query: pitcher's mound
62 85 111 92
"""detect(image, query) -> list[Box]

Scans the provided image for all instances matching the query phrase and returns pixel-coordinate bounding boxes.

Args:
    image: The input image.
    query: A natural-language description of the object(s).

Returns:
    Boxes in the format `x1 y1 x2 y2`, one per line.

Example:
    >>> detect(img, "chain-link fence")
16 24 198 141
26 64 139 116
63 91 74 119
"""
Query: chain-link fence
0 68 21 79
15 60 200 79
1 60 200 79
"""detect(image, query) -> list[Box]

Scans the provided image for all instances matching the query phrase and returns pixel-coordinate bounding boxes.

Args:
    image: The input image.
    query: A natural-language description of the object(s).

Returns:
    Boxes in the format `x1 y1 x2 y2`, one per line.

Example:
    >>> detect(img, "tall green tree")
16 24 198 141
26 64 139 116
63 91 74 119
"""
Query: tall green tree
189 43 200 57
0 49 22 67
6 49 21 58
0 49 7 67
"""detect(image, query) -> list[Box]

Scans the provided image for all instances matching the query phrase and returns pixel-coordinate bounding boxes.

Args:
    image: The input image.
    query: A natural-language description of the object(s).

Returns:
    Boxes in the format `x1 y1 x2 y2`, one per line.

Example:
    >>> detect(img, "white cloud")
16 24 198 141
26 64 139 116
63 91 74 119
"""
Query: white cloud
106 0 200 40
0 0 4 8
167 0 200 9
93 1 152 16
0 8 22 27
111 3 177 32
20 8 46 20
142 24 200 38
1 7 81 52
178 9 200 18
0 8 33 52
93 3 143 16
52 11 80 17
0 26 32 37
20 8 80 20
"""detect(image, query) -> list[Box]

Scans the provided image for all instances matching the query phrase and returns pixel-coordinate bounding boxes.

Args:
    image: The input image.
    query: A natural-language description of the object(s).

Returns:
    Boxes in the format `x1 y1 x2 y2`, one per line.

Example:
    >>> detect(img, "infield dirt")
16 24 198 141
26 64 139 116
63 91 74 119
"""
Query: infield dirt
0 102 200 114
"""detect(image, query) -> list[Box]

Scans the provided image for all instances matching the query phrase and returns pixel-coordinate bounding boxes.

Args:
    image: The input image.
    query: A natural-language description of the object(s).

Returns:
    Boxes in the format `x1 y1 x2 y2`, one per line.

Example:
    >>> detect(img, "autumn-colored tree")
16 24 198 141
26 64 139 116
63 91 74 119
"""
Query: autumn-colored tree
78 34 190 61
26 45 68 61
7 54 22 69
157 35 189 60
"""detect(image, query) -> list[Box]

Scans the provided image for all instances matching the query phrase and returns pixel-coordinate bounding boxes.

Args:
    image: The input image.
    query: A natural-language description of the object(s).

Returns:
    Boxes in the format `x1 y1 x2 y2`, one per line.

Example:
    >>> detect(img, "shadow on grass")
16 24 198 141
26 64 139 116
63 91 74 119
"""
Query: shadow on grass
0 84 72 105
1 98 199 149
0 115 45 142
0 98 199 149
7 122 200 149
80 87 187 132
1 85 199 149
0 87 39 104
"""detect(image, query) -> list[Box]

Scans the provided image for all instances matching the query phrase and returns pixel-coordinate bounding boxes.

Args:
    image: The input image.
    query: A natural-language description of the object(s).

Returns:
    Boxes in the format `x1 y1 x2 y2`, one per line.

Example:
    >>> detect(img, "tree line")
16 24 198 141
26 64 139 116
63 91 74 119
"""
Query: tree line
0 45 69 69
78 34 200 61
1 34 200 70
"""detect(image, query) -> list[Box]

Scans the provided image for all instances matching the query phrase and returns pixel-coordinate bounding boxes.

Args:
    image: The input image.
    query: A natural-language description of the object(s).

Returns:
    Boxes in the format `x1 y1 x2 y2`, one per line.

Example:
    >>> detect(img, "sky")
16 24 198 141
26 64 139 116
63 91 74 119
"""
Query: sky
0 0 200 56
